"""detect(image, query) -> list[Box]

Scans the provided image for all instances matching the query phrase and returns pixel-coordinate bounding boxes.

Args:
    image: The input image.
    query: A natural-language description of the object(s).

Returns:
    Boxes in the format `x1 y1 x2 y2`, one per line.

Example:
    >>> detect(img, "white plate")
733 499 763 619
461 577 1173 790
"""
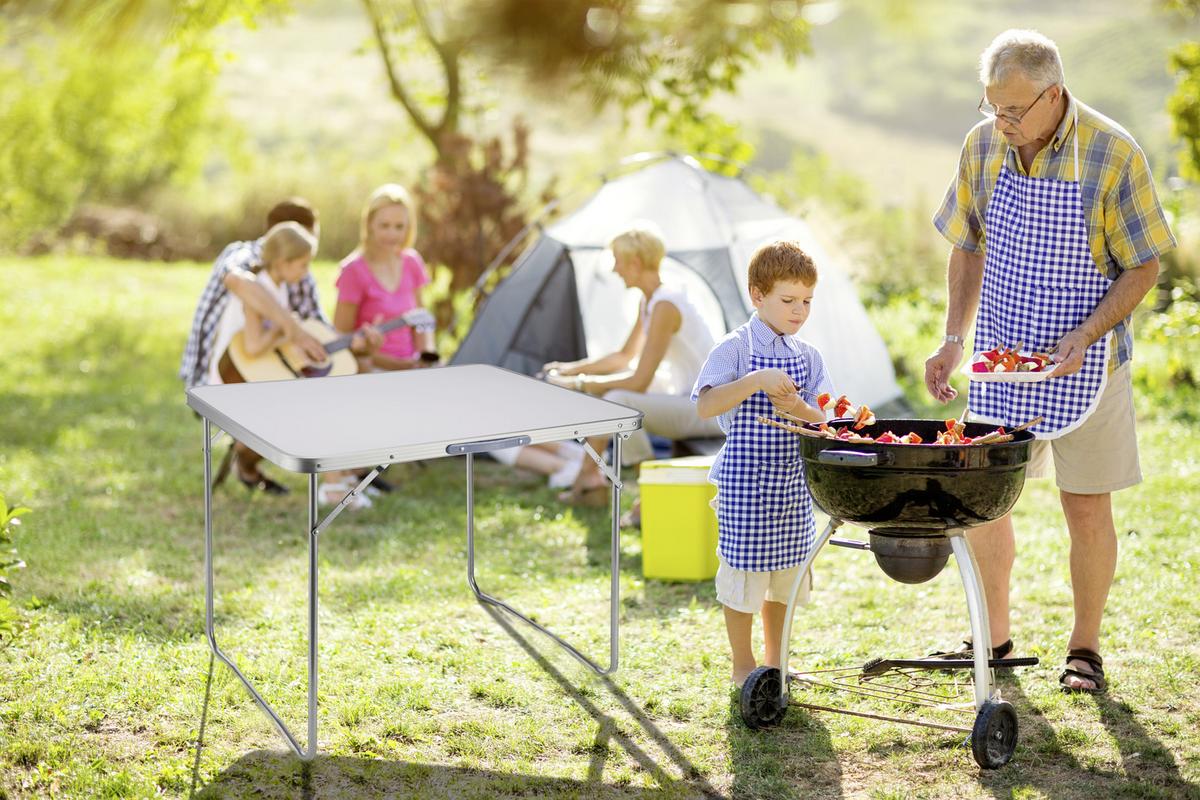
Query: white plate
962 355 1059 383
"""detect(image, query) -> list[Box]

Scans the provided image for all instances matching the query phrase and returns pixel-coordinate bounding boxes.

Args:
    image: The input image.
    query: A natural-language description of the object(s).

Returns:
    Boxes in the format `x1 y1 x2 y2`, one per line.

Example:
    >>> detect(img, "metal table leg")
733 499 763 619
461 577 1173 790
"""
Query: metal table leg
203 420 320 761
777 518 842 703
948 530 995 708
466 433 623 674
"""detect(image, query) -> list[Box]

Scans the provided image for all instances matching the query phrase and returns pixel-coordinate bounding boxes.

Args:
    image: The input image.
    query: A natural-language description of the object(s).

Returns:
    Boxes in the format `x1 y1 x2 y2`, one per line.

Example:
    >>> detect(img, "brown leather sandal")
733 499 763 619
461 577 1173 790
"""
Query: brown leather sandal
1059 648 1107 694
930 637 1015 661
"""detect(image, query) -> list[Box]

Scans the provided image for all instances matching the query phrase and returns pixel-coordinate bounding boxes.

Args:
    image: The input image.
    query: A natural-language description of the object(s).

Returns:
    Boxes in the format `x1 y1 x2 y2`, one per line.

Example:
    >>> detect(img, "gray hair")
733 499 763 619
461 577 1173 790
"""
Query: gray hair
979 29 1065 89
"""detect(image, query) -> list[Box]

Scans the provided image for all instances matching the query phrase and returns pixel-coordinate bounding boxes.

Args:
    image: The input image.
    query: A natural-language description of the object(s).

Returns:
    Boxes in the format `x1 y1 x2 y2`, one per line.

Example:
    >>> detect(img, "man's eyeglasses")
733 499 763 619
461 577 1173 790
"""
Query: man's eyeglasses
978 84 1054 126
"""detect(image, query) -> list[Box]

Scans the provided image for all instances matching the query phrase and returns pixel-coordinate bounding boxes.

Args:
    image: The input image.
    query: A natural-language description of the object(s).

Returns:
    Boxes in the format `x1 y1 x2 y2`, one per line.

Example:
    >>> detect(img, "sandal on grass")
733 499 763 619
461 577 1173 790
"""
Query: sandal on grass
929 637 1015 662
557 485 610 507
1059 648 1107 694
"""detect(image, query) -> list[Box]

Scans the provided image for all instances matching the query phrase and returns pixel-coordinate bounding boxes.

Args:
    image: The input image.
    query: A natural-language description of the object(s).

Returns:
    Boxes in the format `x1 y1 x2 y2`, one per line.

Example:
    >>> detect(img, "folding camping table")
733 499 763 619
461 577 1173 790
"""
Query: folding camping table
187 365 643 760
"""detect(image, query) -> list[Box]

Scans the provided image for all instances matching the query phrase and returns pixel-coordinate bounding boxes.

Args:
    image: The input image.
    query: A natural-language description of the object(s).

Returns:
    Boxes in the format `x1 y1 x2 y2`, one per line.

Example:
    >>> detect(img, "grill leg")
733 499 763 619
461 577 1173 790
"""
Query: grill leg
777 517 842 704
948 530 994 708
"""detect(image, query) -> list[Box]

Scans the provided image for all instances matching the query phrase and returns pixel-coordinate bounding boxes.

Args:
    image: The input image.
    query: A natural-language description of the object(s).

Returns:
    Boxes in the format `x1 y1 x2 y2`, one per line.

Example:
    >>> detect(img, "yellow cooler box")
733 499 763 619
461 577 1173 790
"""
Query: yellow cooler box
639 455 719 582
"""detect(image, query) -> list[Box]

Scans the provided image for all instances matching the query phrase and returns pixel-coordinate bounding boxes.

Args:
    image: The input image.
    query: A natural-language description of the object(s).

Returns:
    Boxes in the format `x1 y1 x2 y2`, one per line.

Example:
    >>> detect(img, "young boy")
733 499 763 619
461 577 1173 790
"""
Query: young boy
691 240 834 686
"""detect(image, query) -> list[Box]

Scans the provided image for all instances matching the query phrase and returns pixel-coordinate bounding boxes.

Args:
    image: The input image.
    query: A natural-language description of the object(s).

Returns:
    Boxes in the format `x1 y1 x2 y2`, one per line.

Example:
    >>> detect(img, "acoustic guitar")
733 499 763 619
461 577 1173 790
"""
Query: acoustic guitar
219 308 436 384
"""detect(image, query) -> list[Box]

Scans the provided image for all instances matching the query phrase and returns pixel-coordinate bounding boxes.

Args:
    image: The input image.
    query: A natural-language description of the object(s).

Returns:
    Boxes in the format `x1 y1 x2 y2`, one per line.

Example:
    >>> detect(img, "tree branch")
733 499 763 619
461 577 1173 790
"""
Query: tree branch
411 0 461 146
361 0 438 149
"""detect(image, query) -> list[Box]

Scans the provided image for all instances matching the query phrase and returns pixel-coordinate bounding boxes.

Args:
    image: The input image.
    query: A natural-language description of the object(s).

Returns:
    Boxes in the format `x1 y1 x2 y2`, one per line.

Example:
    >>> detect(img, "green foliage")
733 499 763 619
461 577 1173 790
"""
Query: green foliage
1167 0 1200 181
753 150 945 301
424 263 478 357
0 23 231 249
1138 281 1200 419
661 112 755 177
0 1 297 251
353 0 797 299
363 0 809 159
0 495 31 640
1169 41 1200 182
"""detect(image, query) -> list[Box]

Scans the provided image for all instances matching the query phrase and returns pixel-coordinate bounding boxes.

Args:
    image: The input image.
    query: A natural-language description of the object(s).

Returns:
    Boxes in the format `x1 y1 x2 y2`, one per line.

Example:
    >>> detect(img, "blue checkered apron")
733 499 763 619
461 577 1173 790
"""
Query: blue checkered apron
715 337 815 571
969 109 1111 440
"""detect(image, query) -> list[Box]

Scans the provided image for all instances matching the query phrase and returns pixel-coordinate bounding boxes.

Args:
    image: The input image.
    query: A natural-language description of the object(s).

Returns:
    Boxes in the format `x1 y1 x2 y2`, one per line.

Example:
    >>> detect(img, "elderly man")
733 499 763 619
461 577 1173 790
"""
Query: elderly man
924 30 1175 693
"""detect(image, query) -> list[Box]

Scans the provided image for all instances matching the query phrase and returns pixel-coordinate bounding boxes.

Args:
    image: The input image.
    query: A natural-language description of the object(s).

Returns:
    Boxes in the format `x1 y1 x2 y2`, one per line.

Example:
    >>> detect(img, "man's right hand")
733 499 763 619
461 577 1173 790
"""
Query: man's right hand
924 343 963 403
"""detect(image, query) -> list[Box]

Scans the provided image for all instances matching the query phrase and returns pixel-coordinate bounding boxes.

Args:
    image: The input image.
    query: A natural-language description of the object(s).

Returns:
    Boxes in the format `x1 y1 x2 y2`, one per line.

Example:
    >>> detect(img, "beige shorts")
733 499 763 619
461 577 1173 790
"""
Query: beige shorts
715 557 812 614
973 363 1140 494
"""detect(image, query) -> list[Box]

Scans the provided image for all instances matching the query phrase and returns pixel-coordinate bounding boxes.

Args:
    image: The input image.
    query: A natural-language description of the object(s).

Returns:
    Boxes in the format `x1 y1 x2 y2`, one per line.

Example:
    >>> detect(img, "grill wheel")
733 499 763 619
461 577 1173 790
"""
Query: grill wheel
740 666 788 729
971 699 1019 769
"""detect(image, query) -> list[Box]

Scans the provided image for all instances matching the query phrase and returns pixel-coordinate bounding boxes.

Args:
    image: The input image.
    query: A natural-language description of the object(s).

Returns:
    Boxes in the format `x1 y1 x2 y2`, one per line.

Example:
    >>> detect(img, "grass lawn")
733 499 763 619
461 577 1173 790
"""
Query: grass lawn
0 257 1197 799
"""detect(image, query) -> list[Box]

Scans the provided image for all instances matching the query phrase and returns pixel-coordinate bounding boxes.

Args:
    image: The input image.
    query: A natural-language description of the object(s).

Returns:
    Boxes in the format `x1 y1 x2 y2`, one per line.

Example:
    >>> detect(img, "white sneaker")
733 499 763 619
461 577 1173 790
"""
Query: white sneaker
318 480 372 510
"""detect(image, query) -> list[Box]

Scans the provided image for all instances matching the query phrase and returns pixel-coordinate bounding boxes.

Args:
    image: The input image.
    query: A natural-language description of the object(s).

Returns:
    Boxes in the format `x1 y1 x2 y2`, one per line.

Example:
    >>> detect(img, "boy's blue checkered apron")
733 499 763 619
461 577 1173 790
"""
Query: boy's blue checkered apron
970 107 1111 439
715 334 815 571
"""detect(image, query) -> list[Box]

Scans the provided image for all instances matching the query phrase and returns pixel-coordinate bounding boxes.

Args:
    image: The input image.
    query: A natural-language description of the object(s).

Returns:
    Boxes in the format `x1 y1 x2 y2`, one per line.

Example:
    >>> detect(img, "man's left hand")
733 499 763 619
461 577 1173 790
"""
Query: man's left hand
1051 330 1090 377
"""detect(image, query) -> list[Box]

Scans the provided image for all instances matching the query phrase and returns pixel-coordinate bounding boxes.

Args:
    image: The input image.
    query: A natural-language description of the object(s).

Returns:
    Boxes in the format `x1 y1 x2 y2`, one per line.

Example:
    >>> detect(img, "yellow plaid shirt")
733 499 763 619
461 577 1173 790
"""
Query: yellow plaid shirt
933 92 1176 365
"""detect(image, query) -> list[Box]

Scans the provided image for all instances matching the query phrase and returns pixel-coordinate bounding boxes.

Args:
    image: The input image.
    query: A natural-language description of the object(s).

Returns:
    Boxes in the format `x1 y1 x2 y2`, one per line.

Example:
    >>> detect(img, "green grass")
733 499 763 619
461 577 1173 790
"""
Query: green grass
1 257 1198 799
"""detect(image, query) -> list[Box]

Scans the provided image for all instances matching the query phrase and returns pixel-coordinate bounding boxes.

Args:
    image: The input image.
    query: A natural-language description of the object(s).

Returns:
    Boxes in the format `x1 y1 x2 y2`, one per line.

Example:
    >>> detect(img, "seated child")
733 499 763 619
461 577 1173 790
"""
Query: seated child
692 240 834 686
207 221 324 497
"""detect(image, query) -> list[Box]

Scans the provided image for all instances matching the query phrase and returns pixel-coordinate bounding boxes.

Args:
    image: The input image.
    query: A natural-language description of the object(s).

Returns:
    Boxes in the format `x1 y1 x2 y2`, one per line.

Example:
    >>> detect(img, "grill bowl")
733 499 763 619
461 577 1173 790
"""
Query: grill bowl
799 418 1035 533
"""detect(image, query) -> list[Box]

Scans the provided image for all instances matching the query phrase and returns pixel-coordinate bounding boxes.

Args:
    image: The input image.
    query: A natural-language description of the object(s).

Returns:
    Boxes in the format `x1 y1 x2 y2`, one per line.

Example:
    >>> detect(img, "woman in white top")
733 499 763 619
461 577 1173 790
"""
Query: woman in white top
544 225 722 512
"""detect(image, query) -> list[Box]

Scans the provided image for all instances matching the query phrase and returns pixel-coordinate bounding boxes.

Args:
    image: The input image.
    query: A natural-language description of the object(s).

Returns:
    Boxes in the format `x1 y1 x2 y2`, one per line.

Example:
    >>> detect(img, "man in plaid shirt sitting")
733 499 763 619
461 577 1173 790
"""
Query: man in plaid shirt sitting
180 197 379 493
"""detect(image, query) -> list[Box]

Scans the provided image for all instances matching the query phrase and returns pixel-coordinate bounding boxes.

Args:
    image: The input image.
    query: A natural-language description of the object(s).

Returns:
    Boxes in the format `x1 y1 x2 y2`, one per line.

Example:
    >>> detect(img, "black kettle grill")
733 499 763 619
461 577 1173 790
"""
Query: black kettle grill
739 419 1040 770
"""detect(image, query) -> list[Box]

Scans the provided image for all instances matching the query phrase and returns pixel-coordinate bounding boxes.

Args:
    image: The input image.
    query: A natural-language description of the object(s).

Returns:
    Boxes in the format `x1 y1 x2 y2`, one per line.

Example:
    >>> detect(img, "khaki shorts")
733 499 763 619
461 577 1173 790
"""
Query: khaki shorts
973 363 1140 494
715 557 811 614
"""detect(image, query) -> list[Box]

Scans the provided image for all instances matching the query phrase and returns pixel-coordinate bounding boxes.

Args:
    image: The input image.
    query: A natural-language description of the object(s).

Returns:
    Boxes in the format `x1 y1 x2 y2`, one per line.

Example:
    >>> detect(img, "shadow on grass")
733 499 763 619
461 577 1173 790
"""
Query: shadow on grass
479 603 726 798
726 694 843 800
1094 692 1199 799
194 751 705 800
188 600 727 799
29 452 665 643
977 675 1199 799
1 316 184 451
977 673 1083 799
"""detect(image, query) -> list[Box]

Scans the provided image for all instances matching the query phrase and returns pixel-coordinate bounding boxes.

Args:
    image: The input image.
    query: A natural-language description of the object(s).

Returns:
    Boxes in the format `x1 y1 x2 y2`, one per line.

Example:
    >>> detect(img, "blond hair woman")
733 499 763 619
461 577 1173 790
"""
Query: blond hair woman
334 183 437 370
544 224 722 517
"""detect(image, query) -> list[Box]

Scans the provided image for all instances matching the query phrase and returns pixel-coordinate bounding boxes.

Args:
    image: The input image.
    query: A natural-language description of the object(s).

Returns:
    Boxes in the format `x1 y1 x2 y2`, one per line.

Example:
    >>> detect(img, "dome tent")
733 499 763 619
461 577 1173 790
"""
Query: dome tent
451 154 902 409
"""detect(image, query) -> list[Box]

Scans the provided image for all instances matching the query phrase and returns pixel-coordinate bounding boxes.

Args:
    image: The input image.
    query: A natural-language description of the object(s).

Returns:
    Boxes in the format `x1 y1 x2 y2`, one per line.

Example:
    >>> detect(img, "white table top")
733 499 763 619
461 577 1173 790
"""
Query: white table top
187 365 644 473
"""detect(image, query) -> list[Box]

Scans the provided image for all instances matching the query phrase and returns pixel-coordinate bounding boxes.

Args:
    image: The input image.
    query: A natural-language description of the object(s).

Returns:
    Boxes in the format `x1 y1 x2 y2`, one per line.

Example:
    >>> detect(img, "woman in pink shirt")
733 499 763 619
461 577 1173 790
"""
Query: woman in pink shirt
334 184 436 370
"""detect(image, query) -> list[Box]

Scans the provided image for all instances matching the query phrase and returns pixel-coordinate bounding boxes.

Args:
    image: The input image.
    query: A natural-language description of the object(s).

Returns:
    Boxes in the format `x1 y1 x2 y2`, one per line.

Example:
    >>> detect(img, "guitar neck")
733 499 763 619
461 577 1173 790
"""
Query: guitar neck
324 318 410 355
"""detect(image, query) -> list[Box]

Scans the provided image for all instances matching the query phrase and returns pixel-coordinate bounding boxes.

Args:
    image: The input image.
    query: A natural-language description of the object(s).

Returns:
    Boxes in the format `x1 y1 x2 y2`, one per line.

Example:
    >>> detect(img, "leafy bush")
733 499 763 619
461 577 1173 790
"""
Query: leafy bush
753 150 946 300
424 264 479 358
1136 282 1200 421
0 495 30 641
0 22 230 250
